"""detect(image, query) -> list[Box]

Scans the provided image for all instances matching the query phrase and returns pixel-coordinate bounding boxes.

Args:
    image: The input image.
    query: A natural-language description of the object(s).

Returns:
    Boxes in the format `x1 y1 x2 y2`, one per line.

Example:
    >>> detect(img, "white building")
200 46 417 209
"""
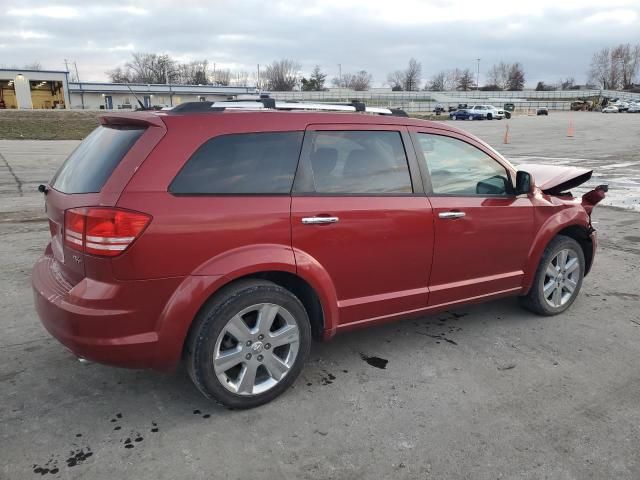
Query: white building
0 69 71 109
68 82 258 110
0 68 257 110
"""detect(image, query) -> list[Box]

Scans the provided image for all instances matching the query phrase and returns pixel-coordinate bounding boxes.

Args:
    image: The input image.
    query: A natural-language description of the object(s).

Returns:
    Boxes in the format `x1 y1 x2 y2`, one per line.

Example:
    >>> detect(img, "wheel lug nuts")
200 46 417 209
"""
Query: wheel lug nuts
264 343 271 350
258 334 264 340
245 353 252 360
257 355 263 362
246 341 252 346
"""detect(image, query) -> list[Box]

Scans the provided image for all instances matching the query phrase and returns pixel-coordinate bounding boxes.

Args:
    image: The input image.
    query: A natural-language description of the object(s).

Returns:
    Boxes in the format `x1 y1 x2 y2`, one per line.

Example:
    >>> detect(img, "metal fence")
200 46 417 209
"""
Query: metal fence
269 89 640 113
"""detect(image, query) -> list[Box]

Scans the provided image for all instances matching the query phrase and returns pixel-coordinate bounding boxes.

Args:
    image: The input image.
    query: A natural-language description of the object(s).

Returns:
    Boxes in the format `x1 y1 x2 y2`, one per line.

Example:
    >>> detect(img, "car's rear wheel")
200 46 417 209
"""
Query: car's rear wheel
519 235 585 316
186 279 311 409
487 113 493 120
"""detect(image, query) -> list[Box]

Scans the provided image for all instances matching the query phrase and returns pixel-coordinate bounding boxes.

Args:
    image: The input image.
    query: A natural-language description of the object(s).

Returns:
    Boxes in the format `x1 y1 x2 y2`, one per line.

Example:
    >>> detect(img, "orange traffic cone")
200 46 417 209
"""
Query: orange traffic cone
567 119 574 138
503 123 510 144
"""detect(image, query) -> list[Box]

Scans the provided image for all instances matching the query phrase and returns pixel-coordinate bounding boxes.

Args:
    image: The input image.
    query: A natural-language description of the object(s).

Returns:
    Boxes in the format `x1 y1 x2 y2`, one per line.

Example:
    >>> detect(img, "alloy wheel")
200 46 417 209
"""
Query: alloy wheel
543 249 580 308
213 303 300 396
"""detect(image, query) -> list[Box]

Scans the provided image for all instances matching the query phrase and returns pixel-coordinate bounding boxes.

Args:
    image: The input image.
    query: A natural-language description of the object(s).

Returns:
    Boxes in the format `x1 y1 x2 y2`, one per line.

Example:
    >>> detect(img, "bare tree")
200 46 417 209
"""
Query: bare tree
24 62 42 70
112 53 179 84
615 43 640 89
557 77 575 90
457 69 475 91
176 60 209 85
445 69 462 91
107 66 133 83
588 47 612 89
507 63 525 90
332 70 372 91
428 71 447 91
230 71 250 87
212 69 231 86
264 59 300 91
387 70 404 91
403 58 422 91
487 62 510 90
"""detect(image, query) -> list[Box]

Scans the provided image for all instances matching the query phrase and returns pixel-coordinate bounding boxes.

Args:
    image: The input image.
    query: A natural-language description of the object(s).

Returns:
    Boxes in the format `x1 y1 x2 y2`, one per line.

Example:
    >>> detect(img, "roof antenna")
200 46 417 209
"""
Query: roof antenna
125 83 147 110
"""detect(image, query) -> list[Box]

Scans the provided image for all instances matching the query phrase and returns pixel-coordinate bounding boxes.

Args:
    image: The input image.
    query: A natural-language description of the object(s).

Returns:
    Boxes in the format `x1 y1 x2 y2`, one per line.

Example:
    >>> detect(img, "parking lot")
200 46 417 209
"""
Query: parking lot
1 111 639 479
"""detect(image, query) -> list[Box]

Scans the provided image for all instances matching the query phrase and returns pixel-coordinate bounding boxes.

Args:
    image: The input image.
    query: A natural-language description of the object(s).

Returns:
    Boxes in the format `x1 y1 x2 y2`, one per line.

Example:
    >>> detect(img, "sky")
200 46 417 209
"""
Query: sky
2 0 640 87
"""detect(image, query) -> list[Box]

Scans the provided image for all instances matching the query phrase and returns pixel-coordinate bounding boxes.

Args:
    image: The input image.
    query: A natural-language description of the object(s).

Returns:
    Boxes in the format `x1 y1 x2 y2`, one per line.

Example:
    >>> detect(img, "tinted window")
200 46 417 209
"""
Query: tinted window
417 134 511 195
170 132 303 194
52 126 145 194
301 131 412 194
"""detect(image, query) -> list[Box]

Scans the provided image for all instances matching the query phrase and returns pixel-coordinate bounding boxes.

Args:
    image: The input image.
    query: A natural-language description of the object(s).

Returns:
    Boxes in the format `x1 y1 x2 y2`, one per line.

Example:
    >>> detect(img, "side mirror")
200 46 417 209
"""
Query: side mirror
514 171 532 195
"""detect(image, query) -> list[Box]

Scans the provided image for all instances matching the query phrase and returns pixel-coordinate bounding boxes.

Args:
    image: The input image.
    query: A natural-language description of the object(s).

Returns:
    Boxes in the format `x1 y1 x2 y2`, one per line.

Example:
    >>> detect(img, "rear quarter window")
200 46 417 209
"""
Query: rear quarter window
169 132 303 194
52 125 145 194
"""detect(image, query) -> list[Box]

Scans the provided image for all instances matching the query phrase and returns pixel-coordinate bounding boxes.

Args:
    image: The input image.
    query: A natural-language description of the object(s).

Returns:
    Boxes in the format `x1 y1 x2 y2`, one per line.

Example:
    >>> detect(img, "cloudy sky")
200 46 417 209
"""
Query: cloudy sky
2 0 639 87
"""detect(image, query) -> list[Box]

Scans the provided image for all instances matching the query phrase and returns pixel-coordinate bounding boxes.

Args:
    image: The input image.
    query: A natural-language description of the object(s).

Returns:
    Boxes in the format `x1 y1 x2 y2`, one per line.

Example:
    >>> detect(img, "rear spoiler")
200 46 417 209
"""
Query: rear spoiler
99 112 165 129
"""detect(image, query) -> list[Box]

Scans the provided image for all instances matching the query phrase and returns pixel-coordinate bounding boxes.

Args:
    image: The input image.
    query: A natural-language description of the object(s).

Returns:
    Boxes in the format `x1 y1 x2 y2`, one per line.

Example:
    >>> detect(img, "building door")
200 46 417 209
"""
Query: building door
104 95 113 109
143 96 151 108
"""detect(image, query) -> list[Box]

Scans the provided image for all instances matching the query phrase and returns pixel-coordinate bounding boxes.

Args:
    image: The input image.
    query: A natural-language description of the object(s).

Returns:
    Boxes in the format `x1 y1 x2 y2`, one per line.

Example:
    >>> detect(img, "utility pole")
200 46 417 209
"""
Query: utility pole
257 64 260 91
476 58 481 91
64 59 70 75
338 63 342 88
213 62 216 84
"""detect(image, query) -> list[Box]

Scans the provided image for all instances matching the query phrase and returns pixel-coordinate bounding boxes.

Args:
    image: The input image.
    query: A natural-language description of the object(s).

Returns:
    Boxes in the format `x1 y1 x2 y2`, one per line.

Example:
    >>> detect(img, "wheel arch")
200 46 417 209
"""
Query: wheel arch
176 270 329 366
522 213 593 293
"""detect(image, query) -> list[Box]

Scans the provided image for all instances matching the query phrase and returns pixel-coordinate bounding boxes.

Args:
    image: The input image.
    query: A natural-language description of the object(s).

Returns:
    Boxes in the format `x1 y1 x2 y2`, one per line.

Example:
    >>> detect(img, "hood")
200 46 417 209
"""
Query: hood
517 163 593 195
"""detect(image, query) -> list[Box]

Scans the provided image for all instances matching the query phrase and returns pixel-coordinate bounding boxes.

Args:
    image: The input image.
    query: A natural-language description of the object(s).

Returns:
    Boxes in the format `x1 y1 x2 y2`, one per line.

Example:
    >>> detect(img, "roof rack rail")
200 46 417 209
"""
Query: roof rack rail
166 96 407 117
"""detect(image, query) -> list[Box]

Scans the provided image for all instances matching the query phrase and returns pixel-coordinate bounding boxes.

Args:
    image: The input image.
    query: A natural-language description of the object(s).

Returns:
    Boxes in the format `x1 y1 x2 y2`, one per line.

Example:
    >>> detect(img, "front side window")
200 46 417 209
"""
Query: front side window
170 132 303 194
298 130 412 194
416 133 511 195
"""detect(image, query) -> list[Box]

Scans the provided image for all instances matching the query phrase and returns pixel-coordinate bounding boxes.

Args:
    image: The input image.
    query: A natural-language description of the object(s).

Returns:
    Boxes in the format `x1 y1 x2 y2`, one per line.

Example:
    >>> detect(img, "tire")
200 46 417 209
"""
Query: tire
186 279 311 409
487 113 493 120
519 235 585 316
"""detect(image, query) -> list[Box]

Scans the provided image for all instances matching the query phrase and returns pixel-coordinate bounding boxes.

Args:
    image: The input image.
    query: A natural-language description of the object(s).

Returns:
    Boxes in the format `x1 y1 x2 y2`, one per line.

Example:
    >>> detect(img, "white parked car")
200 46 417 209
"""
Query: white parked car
612 101 629 112
627 103 640 113
469 105 505 120
602 105 619 113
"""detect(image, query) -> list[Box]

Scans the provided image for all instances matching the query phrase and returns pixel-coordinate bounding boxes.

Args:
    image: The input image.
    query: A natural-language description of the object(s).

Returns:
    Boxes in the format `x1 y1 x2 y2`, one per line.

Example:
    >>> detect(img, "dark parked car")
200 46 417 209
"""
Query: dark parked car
537 108 549 116
450 109 485 120
33 99 607 408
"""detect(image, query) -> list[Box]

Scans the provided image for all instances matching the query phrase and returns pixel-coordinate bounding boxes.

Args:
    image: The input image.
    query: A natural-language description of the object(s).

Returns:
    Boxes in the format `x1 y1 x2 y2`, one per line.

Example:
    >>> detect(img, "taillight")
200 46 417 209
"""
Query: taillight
64 207 151 257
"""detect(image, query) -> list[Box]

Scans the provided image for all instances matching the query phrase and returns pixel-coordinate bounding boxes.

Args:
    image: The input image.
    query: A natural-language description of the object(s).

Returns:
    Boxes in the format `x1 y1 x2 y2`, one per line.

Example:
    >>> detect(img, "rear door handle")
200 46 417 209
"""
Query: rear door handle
438 211 466 219
302 216 339 225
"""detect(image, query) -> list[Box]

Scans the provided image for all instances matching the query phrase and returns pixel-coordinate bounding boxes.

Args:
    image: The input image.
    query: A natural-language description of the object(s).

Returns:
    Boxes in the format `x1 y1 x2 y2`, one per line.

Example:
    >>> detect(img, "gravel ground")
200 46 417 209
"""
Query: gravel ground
1 112 639 479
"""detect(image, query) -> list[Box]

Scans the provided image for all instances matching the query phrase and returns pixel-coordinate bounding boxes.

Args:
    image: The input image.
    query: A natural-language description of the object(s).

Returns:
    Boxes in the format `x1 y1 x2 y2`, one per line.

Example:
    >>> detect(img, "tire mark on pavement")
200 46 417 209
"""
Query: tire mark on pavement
0 149 23 196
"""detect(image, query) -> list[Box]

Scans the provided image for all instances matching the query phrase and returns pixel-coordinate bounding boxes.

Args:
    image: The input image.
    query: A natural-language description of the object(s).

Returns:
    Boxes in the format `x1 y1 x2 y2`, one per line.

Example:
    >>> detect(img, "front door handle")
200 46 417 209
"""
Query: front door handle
438 211 466 219
302 216 339 225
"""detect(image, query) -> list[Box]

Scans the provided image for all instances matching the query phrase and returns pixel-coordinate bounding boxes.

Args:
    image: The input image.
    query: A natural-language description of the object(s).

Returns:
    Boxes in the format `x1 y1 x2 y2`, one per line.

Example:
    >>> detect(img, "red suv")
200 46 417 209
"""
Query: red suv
32 100 607 408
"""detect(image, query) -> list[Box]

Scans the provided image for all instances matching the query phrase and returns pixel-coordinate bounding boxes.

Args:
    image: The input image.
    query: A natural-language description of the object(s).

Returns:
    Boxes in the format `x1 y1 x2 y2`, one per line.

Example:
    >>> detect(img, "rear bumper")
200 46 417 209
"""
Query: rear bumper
32 252 184 370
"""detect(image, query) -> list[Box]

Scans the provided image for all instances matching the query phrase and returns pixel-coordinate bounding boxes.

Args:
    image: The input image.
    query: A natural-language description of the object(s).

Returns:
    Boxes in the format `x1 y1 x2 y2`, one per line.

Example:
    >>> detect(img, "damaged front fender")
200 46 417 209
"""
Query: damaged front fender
582 185 609 216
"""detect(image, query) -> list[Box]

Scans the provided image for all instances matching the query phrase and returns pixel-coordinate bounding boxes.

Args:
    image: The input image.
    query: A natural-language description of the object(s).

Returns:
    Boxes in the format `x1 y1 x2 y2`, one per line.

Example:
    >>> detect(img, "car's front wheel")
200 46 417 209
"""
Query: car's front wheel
519 235 585 315
186 279 311 409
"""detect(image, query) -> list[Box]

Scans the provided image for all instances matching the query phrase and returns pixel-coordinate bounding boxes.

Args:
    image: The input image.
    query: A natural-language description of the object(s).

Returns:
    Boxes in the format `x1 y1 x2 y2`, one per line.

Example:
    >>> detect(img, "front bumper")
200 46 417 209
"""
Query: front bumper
32 252 183 370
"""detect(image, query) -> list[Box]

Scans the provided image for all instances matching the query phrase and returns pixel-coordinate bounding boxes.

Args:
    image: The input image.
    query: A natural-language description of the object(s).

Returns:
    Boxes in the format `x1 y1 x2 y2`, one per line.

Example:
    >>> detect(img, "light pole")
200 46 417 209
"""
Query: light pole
476 58 481 91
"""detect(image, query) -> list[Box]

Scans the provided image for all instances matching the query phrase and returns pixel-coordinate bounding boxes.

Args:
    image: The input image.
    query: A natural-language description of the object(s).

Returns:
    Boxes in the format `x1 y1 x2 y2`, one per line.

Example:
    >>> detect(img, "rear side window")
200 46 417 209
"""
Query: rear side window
297 130 412 194
170 132 303 194
52 126 145 194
